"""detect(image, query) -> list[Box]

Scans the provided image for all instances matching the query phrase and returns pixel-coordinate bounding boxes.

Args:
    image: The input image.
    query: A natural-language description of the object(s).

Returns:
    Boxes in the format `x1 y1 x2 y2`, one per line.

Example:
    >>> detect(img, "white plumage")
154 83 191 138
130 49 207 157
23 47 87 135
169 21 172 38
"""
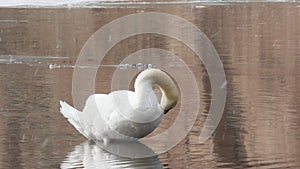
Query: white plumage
60 68 178 142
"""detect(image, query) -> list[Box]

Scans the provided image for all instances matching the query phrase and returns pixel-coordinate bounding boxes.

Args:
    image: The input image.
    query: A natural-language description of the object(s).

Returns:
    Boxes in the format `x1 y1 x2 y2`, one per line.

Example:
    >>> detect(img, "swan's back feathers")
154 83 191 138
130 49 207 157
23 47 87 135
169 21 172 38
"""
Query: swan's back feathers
60 101 88 138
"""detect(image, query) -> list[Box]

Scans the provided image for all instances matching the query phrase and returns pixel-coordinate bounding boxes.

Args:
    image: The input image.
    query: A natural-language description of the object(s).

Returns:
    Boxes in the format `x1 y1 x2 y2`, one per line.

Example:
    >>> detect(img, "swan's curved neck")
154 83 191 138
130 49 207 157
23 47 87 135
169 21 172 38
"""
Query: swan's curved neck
134 69 178 112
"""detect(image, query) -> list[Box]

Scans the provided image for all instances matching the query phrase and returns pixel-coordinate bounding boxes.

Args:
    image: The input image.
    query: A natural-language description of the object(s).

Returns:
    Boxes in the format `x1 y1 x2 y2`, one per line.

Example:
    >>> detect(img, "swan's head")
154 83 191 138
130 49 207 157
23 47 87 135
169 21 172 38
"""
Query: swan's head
160 90 178 114
135 69 179 114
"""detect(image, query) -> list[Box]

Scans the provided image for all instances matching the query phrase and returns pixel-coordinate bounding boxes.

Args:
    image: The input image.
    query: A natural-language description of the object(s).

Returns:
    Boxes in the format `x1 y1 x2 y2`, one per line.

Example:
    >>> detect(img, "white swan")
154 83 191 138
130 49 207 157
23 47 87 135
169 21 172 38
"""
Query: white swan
60 68 178 142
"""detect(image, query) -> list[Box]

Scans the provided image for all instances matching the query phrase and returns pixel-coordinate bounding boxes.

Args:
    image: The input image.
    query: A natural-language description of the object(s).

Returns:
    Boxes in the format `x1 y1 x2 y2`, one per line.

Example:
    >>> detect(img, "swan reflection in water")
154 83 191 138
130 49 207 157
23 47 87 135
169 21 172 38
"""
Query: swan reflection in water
61 141 163 169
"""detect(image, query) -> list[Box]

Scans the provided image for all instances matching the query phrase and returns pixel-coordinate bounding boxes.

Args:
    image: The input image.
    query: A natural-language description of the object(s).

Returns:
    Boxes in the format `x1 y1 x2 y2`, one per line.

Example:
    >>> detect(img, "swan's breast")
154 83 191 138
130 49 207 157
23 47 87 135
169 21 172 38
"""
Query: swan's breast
106 90 163 138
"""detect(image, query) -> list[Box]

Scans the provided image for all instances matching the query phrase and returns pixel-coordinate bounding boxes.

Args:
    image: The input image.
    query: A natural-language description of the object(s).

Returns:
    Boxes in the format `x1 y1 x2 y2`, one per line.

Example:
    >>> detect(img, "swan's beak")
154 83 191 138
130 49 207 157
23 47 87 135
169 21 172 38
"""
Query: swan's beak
164 108 171 114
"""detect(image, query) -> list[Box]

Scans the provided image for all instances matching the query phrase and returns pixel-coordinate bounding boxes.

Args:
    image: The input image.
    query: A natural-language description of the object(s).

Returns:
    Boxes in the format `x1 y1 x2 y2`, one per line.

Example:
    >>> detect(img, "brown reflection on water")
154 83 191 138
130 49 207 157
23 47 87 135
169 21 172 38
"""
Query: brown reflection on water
211 3 300 169
0 2 300 169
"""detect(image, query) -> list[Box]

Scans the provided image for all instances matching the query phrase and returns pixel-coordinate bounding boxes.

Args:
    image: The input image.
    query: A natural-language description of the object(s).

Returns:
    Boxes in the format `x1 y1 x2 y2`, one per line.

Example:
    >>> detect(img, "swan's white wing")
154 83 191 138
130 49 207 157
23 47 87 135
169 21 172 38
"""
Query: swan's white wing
61 90 163 140
60 94 115 140
80 94 115 140
60 101 89 138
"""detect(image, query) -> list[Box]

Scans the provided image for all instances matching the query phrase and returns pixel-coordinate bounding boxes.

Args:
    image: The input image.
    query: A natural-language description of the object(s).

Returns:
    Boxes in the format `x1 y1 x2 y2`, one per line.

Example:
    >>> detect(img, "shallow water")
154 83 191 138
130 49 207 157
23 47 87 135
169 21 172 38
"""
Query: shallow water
0 2 300 169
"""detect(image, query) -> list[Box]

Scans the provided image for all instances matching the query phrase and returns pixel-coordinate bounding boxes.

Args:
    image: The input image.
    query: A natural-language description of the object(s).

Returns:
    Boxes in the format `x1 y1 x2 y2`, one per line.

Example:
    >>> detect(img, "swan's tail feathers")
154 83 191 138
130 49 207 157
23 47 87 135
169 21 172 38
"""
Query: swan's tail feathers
60 100 88 138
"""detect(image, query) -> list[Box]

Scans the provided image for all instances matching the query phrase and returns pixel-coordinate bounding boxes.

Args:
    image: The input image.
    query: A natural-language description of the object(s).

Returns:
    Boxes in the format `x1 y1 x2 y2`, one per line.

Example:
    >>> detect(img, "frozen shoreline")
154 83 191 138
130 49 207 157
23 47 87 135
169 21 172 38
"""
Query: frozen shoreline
0 0 298 8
